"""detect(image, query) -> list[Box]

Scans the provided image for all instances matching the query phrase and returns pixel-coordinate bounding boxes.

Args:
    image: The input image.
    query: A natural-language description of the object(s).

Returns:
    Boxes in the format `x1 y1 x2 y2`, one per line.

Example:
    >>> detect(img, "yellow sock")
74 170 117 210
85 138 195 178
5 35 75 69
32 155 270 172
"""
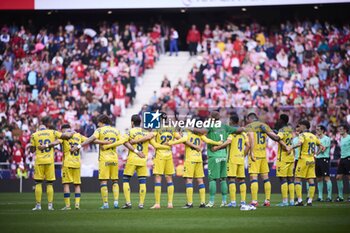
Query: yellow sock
295 182 302 200
100 184 108 203
167 182 174 204
288 182 295 202
251 180 258 201
64 193 70 207
240 182 247 203
123 181 131 204
186 183 193 204
198 184 205 204
264 179 271 201
229 181 236 202
139 183 146 205
155 183 161 204
75 193 81 207
309 184 316 200
281 181 288 200
47 184 54 203
112 182 119 201
35 183 42 204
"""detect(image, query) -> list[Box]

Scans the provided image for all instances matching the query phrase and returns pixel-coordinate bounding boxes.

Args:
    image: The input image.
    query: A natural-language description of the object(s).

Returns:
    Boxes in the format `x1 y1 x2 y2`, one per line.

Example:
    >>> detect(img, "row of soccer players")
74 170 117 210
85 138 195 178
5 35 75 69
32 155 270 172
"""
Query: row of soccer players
29 112 350 210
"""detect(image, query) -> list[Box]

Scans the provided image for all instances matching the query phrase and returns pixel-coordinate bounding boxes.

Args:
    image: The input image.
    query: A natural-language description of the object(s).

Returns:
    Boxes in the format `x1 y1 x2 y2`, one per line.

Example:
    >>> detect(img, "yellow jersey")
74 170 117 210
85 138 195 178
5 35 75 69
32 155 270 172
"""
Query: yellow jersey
30 129 62 165
169 131 221 162
124 127 150 166
227 132 248 165
61 132 87 168
298 132 321 162
277 126 294 162
246 121 270 158
93 125 124 163
152 127 180 160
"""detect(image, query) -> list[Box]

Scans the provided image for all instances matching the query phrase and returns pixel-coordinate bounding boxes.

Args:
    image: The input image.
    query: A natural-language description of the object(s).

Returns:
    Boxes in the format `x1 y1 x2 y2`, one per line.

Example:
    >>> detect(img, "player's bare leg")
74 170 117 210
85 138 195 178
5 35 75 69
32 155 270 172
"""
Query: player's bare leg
197 178 206 208
166 175 174 208
74 184 81 209
151 175 162 209
61 183 71 210
183 178 194 208
261 173 271 206
100 180 109 209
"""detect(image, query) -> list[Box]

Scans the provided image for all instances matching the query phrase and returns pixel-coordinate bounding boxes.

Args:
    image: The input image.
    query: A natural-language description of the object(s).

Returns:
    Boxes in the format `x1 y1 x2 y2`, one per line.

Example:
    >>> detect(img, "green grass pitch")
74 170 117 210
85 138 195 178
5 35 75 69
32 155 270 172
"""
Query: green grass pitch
0 193 349 233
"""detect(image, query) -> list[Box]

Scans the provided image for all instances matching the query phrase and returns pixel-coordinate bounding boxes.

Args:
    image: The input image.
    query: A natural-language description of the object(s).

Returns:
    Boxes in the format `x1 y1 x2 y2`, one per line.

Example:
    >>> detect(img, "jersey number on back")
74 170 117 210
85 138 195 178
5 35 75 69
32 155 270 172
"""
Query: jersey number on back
160 135 172 144
238 138 243 151
39 139 51 152
256 132 266 144
308 142 316 155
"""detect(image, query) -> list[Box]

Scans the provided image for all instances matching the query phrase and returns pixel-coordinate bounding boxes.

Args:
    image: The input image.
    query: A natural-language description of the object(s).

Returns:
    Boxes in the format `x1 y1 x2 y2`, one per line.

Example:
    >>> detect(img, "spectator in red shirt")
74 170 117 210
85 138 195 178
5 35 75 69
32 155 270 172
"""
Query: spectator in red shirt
12 141 23 165
186 25 201 57
113 78 126 116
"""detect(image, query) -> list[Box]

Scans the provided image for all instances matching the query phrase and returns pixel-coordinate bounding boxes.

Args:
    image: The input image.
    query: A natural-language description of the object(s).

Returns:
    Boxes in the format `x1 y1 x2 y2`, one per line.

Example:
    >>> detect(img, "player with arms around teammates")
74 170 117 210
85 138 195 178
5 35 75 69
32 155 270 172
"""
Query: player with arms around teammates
71 114 142 209
290 120 324 206
30 117 74 211
59 123 111 210
166 119 223 208
245 112 272 207
119 114 155 209
262 114 296 207
211 115 250 207
149 114 180 209
190 111 244 207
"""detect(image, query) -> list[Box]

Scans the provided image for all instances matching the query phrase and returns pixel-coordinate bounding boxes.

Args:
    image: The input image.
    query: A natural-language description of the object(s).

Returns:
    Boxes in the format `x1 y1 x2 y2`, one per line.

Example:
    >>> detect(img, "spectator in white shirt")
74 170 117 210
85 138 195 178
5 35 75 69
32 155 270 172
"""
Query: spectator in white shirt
169 27 179 56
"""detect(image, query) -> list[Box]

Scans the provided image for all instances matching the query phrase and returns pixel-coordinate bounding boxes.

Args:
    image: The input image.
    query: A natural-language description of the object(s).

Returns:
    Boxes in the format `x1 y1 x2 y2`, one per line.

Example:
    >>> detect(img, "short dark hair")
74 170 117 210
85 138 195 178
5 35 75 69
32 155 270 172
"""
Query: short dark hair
280 114 289 125
41 116 52 127
97 114 112 125
230 115 239 124
338 124 349 131
298 120 310 129
318 125 327 133
61 124 71 130
210 111 220 120
131 114 141 127
247 112 258 121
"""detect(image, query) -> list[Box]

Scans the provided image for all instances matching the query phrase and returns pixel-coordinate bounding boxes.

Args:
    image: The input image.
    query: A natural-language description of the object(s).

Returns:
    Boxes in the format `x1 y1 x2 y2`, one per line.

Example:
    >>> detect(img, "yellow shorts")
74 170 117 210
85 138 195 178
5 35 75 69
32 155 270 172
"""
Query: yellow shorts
248 157 269 174
227 163 245 178
99 161 119 180
124 163 148 177
183 161 204 178
62 166 81 184
34 163 55 181
276 161 294 177
295 159 315 179
153 158 174 175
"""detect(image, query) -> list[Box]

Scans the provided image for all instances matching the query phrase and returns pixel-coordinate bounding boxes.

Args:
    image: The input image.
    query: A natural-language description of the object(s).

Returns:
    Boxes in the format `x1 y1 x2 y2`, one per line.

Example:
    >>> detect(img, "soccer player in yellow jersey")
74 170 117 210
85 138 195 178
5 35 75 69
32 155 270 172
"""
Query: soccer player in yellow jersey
119 115 155 209
30 119 74 211
262 114 295 207
212 115 250 207
71 114 139 209
60 124 110 210
150 116 180 209
290 120 324 206
167 127 222 208
245 112 272 207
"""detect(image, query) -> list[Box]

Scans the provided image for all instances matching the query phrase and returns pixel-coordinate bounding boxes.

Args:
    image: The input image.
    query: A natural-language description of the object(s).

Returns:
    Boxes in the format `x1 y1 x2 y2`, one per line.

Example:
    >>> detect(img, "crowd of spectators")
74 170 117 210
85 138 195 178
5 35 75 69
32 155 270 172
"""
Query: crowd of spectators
0 20 171 176
1 18 350 178
141 19 350 171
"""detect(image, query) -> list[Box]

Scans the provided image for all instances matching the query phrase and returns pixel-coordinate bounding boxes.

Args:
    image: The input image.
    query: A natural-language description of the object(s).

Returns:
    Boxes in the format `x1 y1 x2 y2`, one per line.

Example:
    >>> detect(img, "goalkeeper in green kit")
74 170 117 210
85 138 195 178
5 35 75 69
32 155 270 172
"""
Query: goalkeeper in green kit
189 111 244 207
